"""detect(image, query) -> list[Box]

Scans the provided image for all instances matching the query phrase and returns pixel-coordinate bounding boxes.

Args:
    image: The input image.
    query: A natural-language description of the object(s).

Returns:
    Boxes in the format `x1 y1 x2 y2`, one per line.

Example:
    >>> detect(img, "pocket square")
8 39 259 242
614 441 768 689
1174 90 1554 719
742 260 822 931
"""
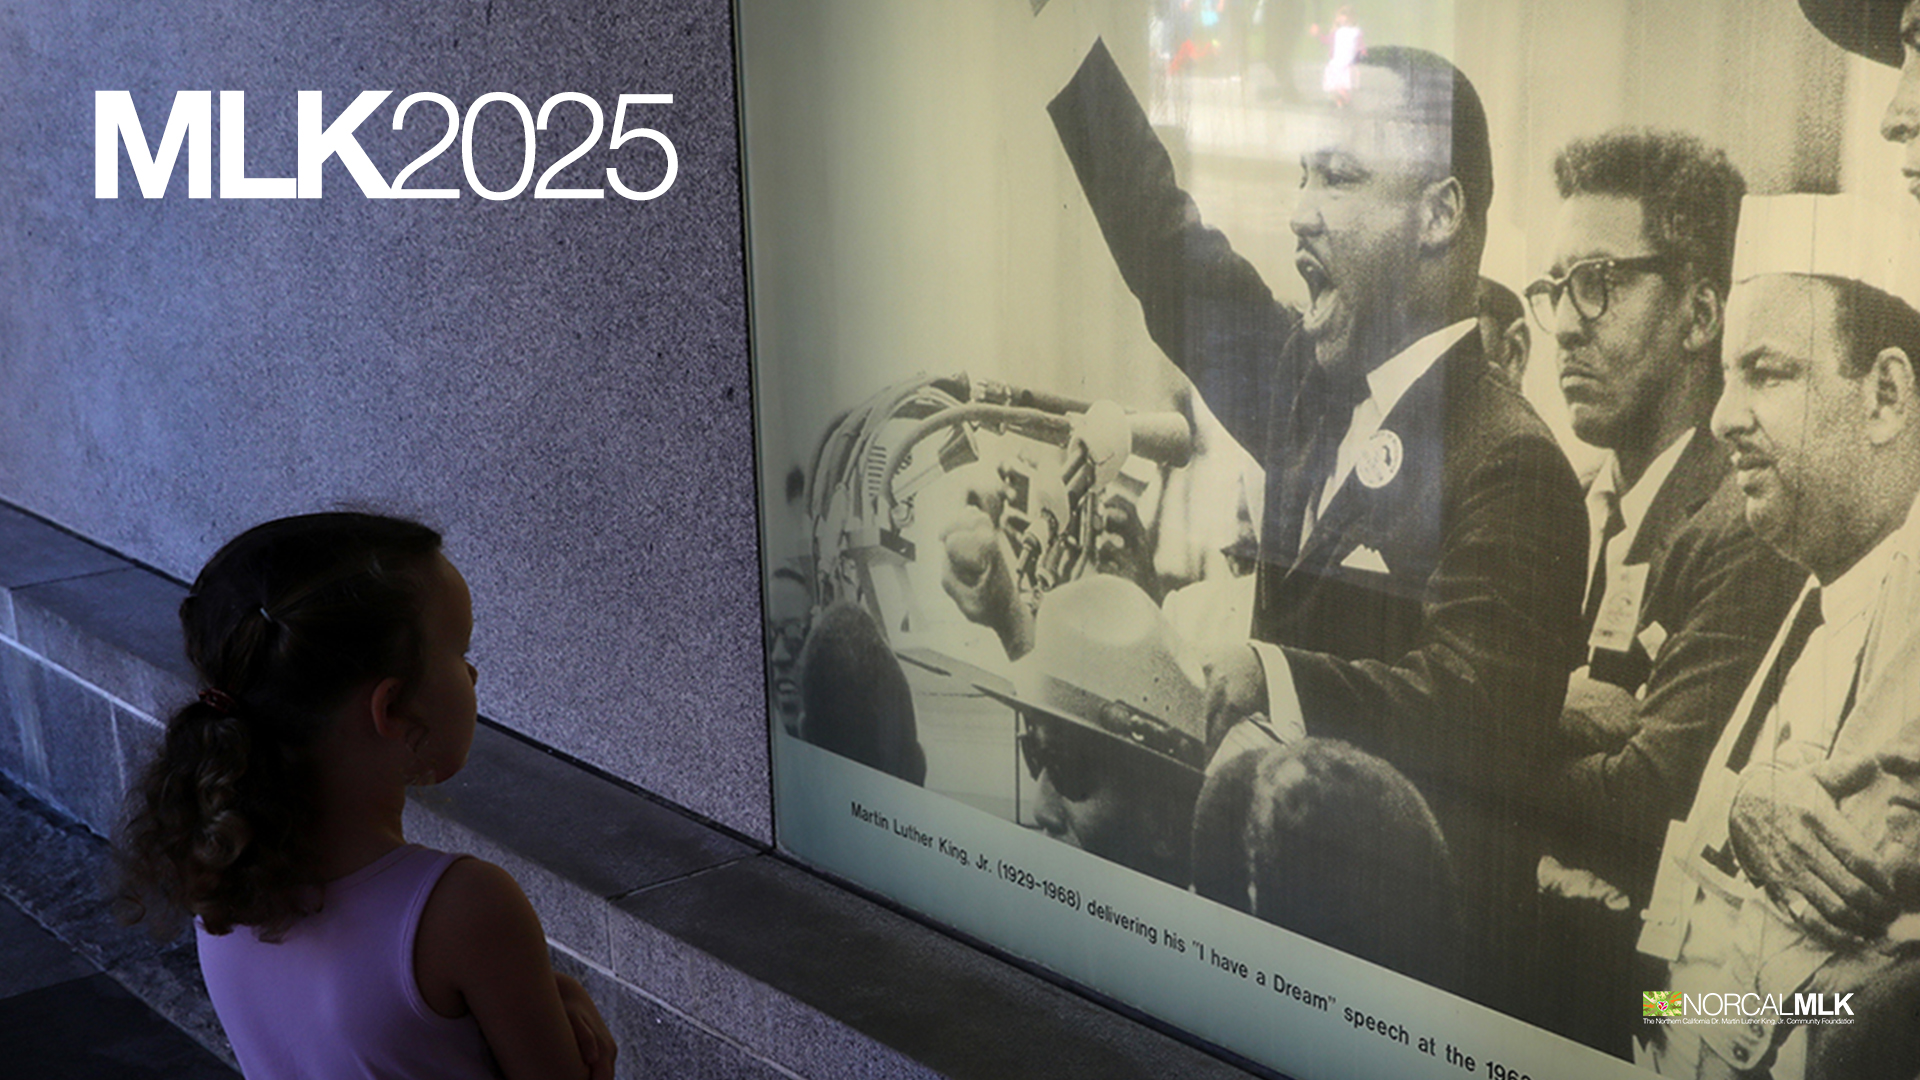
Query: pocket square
1339 544 1390 574
1636 621 1669 658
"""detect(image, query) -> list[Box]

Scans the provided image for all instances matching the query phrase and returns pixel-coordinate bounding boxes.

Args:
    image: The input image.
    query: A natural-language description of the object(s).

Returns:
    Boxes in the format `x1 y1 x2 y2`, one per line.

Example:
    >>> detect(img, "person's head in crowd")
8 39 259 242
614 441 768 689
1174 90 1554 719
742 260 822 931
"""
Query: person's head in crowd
1191 738 1460 985
1715 271 1920 582
797 601 927 786
1804 944 1920 1080
1020 711 1204 886
1532 129 1743 475
766 567 811 736
1005 576 1207 887
1292 46 1492 379
1797 0 1920 191
1805 703 1920 1080
1475 276 1530 390
1880 0 1920 173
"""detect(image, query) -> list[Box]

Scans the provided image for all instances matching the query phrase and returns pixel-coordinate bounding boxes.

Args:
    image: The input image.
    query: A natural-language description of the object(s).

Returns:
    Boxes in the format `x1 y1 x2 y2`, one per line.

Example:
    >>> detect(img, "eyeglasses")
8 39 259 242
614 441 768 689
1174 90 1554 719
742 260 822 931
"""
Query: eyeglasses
1017 703 1206 804
1524 254 1677 327
766 619 807 658
1018 717 1098 802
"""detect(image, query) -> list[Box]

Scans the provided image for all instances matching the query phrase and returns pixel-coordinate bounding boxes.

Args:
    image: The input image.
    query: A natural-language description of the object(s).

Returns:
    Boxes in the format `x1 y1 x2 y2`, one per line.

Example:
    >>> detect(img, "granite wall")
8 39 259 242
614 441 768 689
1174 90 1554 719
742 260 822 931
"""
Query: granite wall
0 1 769 837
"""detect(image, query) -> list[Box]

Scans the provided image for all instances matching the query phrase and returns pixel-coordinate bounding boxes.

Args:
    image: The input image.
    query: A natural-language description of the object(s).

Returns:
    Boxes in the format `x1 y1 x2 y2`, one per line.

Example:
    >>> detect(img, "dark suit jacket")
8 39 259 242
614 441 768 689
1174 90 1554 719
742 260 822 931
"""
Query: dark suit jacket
1050 39 1587 1007
1552 431 1803 905
1527 433 1801 1055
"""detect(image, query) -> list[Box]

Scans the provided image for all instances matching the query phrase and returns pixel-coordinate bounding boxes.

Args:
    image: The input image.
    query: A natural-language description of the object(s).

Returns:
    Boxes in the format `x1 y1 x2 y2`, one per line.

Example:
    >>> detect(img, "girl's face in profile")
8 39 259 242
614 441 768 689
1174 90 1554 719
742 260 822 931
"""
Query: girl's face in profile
404 554 480 784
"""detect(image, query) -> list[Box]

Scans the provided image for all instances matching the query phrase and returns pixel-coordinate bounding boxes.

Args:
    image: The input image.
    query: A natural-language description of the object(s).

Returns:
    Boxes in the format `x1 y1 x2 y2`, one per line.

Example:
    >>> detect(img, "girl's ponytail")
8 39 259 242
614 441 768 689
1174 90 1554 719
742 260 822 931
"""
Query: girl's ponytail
183 698 252 873
119 682 322 938
116 513 442 938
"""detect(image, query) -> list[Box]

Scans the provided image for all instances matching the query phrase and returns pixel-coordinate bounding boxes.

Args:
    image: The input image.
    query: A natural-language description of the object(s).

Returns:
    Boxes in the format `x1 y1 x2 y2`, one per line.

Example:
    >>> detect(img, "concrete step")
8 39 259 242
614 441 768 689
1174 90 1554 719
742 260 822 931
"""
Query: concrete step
0 771 238 1077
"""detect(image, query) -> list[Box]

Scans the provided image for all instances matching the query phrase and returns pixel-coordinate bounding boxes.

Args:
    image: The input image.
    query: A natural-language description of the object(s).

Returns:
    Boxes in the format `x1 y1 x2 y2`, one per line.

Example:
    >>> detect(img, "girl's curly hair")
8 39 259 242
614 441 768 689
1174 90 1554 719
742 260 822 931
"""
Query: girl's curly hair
116 512 442 939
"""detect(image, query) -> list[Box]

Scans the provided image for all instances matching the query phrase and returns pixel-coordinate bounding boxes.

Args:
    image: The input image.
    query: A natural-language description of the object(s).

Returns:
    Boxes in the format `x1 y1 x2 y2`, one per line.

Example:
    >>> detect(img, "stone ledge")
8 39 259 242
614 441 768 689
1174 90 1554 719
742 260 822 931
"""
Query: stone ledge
0 504 185 837
0 499 1269 1079
612 851 1263 1080
12 567 195 720
407 721 1266 1080
0 509 126 593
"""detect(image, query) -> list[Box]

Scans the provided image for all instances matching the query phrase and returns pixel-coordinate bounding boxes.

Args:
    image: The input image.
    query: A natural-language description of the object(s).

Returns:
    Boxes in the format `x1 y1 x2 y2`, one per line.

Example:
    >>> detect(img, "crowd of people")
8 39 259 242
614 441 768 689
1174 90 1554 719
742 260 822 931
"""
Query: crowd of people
779 2 1920 1076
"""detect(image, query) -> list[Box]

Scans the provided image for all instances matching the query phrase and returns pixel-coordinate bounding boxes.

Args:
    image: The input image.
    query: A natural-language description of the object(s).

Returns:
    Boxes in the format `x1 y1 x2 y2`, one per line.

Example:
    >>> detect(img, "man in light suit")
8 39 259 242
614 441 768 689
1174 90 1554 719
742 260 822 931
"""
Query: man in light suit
1526 130 1805 1056
1639 236 1920 1077
1048 39 1586 1015
1705 6 1920 1073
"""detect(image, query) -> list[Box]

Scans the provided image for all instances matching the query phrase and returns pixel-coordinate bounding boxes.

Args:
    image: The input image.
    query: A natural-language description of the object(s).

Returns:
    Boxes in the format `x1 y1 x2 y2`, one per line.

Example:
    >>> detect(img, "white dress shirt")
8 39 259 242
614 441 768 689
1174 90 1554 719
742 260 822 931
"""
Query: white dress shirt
1585 429 1696 611
1637 492 1920 1078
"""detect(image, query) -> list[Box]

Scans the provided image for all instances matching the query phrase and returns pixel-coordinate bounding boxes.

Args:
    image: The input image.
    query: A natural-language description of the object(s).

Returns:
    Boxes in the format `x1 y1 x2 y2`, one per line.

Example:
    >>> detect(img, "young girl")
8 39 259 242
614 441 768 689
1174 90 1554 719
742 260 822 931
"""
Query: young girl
117 513 616 1080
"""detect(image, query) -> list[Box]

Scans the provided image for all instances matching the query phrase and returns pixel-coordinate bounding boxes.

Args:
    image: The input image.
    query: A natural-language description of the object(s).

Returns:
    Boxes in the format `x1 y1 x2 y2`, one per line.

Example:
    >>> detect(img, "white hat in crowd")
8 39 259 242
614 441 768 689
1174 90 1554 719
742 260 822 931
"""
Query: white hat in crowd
985 574 1208 772
1734 193 1920 303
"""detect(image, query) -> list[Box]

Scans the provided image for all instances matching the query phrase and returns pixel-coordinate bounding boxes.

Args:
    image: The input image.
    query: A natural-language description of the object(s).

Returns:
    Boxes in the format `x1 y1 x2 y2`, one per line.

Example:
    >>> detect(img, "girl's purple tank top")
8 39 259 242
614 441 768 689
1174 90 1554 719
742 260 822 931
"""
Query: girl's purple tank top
197 844 503 1080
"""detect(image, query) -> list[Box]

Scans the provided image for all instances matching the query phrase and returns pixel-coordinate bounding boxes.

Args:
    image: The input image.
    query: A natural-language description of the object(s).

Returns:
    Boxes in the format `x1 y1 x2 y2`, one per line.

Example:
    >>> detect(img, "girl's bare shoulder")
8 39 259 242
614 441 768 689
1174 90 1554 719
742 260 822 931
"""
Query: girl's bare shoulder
414 856 544 1020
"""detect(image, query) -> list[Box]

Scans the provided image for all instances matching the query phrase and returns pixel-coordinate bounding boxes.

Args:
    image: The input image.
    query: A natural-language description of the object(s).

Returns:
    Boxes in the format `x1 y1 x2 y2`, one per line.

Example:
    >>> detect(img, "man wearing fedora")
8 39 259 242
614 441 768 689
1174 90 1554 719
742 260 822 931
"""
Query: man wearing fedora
992 575 1211 889
1048 39 1586 1014
1637 197 1920 1079
1799 0 1920 159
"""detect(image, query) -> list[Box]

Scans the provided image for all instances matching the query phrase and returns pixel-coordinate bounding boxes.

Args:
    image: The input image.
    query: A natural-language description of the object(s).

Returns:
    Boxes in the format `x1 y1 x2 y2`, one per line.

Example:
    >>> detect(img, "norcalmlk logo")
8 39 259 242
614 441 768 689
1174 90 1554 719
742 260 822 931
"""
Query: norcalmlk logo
1642 990 1855 1024
1643 991 1684 1017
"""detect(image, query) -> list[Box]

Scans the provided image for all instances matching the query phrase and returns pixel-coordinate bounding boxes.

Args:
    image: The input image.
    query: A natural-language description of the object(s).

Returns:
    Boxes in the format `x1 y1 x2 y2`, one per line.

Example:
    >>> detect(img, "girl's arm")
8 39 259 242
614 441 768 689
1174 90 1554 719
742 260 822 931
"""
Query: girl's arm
415 857 617 1080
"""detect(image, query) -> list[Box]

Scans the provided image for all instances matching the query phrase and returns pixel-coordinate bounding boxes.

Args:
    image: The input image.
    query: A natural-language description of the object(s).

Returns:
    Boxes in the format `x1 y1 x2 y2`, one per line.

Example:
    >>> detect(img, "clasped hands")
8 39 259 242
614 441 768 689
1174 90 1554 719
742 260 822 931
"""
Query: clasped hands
1728 756 1905 946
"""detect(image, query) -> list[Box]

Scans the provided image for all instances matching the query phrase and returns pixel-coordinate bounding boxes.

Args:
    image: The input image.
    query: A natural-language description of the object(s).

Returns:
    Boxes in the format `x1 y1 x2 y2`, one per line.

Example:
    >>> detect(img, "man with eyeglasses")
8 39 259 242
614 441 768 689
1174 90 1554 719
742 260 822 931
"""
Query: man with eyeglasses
1050 39 1586 1016
1523 130 1804 1057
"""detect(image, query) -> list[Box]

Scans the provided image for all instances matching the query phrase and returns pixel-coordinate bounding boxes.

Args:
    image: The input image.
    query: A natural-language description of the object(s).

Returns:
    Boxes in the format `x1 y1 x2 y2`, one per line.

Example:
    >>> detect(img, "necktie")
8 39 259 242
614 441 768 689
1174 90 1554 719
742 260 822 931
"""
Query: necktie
1726 588 1823 774
1694 588 1825 880
1582 489 1625 634
1276 365 1368 559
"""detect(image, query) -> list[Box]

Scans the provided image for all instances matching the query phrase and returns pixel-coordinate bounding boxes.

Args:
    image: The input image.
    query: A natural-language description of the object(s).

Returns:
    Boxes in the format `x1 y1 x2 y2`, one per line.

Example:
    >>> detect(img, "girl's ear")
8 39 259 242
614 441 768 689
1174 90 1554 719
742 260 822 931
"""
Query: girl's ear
368 676 411 742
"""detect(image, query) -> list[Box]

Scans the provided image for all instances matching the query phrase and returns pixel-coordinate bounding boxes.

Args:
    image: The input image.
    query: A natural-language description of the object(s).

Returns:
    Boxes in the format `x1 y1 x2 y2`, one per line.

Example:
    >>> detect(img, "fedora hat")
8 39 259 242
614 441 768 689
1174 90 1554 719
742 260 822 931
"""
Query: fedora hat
1800 0 1904 68
977 575 1208 772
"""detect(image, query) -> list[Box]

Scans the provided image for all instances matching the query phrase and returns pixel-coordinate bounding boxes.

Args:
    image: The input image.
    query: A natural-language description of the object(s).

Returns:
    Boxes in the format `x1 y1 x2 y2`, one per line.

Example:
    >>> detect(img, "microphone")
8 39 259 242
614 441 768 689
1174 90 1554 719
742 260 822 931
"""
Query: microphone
1075 400 1193 488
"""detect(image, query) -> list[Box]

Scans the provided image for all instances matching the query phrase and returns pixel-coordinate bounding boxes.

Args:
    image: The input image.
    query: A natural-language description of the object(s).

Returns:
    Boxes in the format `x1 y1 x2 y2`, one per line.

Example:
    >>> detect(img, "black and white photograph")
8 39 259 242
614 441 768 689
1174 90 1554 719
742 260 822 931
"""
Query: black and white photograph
742 2 1920 1077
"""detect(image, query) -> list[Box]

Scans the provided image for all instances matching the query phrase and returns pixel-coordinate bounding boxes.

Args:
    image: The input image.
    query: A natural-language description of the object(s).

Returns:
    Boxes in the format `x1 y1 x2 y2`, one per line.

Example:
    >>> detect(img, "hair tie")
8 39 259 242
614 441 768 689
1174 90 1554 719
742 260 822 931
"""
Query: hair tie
199 688 240 715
